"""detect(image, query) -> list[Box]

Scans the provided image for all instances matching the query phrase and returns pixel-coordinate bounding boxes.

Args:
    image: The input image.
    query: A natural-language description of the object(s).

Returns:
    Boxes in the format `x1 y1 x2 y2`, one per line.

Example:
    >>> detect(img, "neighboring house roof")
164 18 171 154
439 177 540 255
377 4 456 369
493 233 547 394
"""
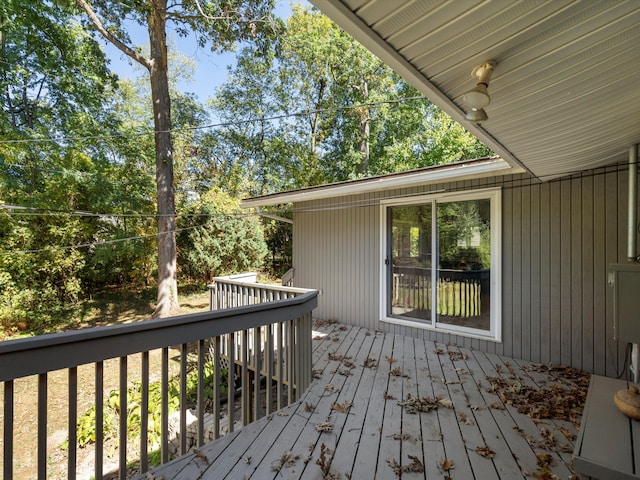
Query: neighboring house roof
309 0 640 181
241 156 522 207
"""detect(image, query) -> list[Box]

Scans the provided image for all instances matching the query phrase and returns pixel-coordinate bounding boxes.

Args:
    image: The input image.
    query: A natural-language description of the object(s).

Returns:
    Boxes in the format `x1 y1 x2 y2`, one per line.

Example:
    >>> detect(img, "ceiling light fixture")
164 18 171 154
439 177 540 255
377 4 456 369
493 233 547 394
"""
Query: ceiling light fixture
463 61 496 122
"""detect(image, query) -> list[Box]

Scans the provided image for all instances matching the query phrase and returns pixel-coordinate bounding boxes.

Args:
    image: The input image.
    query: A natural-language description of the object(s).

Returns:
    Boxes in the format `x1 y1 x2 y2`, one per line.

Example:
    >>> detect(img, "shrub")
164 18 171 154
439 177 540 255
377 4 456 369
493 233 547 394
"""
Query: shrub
177 188 268 281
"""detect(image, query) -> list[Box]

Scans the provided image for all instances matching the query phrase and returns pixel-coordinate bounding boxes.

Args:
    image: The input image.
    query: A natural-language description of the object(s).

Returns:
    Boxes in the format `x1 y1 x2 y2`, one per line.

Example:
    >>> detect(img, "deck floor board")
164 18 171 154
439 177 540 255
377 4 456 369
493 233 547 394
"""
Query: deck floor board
135 323 588 480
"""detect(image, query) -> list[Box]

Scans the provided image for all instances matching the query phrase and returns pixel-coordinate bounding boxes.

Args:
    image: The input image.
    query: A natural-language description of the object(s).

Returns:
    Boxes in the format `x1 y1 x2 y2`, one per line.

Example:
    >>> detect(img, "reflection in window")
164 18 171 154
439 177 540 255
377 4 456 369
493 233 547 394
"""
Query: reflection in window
386 189 499 338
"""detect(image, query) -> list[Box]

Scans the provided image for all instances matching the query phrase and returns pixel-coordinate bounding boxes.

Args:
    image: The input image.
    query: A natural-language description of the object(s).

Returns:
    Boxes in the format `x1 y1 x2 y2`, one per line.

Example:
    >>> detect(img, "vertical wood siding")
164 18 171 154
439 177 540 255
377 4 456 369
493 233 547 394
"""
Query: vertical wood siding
293 164 634 376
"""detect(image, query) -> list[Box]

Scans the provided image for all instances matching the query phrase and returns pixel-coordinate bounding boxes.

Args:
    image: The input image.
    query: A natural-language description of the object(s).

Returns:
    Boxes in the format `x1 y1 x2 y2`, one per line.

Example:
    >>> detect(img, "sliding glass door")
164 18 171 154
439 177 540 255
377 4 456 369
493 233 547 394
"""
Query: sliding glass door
385 189 499 338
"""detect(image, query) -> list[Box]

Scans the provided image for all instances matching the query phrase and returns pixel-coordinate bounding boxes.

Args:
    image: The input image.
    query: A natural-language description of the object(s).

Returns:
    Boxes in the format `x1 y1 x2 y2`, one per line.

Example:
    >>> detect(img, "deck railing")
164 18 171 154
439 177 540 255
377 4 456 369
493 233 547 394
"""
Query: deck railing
0 279 317 480
393 266 489 317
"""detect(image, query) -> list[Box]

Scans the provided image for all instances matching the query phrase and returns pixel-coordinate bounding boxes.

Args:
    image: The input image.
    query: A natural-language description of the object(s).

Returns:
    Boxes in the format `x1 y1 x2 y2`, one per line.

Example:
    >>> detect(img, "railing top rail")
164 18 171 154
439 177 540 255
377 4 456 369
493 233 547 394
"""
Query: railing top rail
208 275 313 295
0 290 318 382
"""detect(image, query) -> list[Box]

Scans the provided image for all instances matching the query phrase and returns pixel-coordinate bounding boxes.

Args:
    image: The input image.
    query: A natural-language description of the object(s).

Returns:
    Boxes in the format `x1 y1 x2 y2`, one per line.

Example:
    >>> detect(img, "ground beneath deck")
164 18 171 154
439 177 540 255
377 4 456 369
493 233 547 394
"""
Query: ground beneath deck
138 321 588 479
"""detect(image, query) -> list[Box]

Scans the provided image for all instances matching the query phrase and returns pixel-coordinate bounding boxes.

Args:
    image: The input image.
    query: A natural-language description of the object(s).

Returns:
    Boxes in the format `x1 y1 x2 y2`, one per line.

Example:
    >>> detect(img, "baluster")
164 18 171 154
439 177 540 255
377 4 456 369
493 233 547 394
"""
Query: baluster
287 320 294 404
68 367 77 480
227 334 235 433
213 336 221 439
38 373 47 479
119 356 127 480
241 329 249 425
161 347 169 463
179 344 188 455
140 351 149 473
197 339 205 447
277 322 283 410
253 326 262 421
4 380 13 480
265 324 274 415
95 362 103 479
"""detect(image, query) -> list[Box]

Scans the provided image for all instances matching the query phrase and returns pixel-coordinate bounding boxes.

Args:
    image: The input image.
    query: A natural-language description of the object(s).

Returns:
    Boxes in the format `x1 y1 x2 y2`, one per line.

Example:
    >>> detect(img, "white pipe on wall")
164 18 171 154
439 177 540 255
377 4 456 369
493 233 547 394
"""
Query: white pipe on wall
628 144 638 262
628 145 639 382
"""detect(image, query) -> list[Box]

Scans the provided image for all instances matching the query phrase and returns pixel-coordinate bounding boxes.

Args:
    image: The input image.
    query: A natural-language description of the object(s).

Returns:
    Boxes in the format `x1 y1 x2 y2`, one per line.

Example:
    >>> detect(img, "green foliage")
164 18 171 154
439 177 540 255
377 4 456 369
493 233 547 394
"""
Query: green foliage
206 5 493 200
177 188 268 281
76 362 228 457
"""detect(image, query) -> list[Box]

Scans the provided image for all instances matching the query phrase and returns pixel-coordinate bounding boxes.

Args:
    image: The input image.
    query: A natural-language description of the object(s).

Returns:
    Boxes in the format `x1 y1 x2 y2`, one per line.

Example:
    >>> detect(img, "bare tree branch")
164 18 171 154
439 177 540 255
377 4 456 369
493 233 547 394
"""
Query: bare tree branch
74 0 153 71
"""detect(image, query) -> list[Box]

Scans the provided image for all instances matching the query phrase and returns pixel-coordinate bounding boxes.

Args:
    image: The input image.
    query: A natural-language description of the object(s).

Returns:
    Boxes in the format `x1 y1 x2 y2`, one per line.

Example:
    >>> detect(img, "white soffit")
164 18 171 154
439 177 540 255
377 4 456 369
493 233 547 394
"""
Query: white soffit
309 0 640 181
241 157 522 208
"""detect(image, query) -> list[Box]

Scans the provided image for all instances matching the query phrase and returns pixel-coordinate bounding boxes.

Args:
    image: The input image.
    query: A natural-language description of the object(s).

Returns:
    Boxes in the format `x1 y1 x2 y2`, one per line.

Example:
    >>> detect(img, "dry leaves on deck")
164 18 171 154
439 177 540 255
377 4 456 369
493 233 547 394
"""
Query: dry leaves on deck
330 400 353 413
475 445 496 458
484 364 589 425
363 357 378 369
439 458 455 472
389 367 410 378
387 455 425 478
315 421 334 432
316 443 340 479
397 394 453 414
271 451 301 472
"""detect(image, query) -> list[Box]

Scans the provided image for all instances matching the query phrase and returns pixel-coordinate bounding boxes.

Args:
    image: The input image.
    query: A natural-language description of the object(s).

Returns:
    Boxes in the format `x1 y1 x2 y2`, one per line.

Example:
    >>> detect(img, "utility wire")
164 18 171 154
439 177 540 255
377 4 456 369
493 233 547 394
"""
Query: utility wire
0 95 428 145
0 223 207 257
0 206 259 219
1 160 628 256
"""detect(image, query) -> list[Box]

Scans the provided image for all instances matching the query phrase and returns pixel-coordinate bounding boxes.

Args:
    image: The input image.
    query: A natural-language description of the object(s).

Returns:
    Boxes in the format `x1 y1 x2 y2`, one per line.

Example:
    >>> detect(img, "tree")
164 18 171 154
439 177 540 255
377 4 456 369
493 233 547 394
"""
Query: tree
72 0 279 317
206 5 492 200
0 0 128 331
177 188 268 282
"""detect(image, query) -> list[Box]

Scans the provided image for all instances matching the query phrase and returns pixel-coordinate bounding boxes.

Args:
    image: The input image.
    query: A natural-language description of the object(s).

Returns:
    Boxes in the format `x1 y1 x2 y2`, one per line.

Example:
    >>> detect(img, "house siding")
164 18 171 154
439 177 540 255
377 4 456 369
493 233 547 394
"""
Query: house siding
293 163 635 376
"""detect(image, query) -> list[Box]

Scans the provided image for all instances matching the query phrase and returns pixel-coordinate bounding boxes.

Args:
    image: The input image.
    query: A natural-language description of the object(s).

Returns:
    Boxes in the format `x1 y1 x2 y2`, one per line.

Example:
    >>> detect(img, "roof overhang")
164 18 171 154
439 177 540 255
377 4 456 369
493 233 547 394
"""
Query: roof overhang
309 0 640 181
241 157 523 208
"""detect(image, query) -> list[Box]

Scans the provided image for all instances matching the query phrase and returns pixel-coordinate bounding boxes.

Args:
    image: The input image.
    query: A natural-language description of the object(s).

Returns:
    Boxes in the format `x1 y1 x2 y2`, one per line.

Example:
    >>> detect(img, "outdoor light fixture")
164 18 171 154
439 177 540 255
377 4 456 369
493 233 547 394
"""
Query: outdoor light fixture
463 61 496 122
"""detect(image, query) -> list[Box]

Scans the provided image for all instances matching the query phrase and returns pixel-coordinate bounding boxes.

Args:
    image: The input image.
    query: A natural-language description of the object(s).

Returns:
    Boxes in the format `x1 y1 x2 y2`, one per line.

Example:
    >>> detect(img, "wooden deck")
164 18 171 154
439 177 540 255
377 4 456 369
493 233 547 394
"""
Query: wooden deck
138 322 588 479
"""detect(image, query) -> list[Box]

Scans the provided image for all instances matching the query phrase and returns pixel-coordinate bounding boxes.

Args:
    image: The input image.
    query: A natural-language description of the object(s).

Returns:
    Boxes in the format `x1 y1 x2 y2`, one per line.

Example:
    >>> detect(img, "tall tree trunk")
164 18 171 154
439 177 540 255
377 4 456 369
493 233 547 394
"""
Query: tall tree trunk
75 0 180 317
148 2 179 317
358 79 370 175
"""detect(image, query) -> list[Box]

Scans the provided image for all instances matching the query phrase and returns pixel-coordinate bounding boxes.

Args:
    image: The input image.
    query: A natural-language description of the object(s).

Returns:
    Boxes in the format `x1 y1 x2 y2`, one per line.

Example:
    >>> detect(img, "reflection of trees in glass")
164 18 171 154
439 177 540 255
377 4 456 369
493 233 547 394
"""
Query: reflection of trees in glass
438 200 490 270
390 205 431 267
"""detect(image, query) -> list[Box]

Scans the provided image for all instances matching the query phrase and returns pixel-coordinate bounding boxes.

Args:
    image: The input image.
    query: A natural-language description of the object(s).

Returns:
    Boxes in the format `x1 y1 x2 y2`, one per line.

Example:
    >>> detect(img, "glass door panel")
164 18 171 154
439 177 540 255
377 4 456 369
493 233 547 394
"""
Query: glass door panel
388 204 432 321
436 199 491 330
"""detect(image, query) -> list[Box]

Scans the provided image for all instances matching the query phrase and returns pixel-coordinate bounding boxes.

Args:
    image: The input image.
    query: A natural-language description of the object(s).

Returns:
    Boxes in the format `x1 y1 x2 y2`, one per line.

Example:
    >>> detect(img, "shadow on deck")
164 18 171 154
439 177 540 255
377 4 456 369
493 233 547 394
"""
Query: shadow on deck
136 321 588 480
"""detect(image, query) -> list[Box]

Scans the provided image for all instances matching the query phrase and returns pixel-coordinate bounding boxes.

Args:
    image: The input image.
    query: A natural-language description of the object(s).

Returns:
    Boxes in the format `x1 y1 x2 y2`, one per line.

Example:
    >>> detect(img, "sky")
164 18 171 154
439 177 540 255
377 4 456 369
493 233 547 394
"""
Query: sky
102 1 308 103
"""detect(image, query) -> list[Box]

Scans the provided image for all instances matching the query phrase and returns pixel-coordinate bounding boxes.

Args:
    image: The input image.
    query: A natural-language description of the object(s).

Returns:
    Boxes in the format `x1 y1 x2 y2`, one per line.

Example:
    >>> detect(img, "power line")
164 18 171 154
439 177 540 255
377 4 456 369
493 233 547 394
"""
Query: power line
0 223 207 257
0 205 259 219
0 95 428 145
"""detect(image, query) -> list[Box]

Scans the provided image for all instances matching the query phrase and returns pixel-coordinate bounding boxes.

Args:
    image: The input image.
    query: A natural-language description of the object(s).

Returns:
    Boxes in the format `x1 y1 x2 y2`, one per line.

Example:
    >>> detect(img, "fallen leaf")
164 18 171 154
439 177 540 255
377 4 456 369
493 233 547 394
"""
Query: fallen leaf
389 367 410 378
439 458 454 471
363 357 378 369
475 445 496 458
271 451 300 472
315 421 334 432
459 412 474 425
331 401 353 413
